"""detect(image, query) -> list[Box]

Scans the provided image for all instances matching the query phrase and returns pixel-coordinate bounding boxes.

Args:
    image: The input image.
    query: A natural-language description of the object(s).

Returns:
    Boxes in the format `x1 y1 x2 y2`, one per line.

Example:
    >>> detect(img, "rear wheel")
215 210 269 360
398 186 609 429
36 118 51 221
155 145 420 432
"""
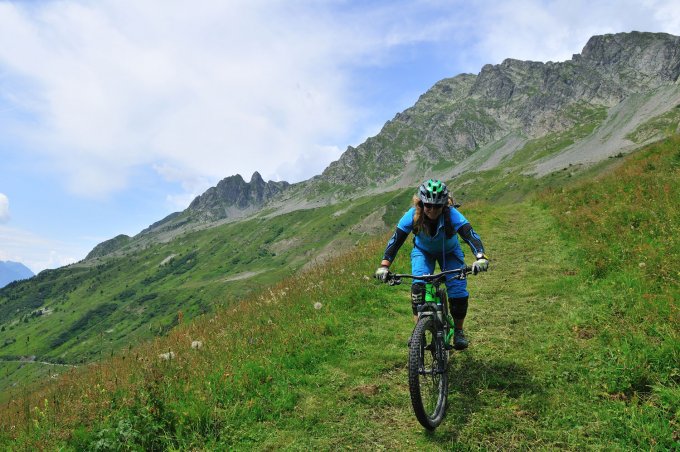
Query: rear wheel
408 315 448 430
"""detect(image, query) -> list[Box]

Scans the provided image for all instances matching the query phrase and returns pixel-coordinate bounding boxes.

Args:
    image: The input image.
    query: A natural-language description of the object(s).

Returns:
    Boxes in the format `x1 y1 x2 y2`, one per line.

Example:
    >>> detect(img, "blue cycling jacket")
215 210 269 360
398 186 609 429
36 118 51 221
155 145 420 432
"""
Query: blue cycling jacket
382 206 485 262
398 207 467 255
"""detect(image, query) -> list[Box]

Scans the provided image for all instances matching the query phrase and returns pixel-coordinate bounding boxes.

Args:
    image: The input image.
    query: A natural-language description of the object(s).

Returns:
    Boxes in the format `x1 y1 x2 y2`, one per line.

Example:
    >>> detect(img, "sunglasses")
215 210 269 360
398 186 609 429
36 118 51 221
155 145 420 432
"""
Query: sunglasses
423 203 443 209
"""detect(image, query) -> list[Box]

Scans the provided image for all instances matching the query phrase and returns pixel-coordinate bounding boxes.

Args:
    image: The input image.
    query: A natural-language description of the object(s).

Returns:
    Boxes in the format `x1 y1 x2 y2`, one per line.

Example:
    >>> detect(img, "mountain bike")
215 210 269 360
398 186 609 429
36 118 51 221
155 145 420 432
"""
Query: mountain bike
386 266 472 430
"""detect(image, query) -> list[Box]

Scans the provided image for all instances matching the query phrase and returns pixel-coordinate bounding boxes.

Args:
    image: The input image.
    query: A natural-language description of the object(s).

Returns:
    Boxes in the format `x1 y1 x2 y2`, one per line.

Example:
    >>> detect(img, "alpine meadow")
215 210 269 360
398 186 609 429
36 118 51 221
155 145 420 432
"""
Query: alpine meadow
1 32 679 449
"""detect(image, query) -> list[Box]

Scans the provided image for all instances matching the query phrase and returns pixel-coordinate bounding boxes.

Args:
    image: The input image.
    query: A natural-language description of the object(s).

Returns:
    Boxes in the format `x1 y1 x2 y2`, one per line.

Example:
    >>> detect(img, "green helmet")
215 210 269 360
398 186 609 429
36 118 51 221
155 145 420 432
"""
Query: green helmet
418 179 449 205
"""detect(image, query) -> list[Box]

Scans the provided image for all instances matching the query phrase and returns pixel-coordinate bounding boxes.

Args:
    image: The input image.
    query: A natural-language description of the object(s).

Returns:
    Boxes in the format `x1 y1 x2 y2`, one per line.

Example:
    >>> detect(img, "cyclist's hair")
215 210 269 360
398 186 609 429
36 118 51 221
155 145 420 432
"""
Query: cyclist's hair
411 195 455 239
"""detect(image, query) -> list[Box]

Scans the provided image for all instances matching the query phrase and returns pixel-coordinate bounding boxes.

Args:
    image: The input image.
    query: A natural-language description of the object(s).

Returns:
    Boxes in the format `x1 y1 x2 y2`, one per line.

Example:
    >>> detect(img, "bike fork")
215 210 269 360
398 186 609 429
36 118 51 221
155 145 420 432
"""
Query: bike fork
418 338 447 376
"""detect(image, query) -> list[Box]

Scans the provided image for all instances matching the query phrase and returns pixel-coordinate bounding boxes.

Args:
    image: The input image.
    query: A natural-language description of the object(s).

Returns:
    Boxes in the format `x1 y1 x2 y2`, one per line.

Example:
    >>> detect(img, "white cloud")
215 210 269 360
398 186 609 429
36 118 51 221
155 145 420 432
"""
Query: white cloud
0 225 86 273
647 0 680 30
153 163 212 210
457 0 679 67
0 0 678 202
0 193 9 223
152 163 212 194
0 1 391 196
165 193 198 212
273 145 345 183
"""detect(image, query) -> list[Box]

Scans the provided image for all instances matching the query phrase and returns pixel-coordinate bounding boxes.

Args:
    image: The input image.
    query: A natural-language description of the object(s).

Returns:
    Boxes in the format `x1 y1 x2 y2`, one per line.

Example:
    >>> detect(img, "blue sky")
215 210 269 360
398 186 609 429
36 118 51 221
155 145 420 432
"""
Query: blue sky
1 0 679 273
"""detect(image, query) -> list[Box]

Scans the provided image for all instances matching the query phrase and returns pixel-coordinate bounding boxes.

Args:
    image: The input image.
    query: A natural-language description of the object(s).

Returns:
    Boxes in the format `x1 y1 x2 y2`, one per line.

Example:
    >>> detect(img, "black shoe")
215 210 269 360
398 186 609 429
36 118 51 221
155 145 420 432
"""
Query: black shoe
454 329 469 350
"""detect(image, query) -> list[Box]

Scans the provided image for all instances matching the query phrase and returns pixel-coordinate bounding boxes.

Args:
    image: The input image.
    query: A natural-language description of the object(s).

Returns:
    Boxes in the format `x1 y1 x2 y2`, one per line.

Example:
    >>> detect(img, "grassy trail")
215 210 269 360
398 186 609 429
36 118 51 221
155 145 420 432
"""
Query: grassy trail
253 201 615 450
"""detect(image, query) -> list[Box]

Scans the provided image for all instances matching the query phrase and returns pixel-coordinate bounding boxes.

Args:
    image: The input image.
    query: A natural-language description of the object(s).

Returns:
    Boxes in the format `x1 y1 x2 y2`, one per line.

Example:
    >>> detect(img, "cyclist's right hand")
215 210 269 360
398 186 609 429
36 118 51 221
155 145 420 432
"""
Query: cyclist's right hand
374 266 390 283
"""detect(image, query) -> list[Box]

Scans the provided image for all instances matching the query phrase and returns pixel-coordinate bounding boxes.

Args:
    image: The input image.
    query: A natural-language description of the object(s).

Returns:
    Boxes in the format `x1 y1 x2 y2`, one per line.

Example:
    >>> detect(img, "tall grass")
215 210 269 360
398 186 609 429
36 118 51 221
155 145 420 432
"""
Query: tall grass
538 134 680 448
0 237 387 449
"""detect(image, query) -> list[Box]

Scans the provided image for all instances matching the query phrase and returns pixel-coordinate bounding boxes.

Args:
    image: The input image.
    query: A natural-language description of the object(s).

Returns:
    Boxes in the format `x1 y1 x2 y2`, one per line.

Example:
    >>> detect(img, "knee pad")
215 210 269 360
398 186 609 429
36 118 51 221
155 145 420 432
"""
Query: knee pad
449 295 469 319
411 283 425 315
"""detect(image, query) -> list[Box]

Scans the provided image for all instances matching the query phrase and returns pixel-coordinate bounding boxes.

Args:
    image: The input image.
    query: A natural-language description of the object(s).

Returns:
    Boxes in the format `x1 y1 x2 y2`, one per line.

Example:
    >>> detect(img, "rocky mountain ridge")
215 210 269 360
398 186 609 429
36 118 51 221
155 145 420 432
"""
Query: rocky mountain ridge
135 172 290 237
317 31 680 188
187 171 289 222
86 31 680 259
84 173 290 260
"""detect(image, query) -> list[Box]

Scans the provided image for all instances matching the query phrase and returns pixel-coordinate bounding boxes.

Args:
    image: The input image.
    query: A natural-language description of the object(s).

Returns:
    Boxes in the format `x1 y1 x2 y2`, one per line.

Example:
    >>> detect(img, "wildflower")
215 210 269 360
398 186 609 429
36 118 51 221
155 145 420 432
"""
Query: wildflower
314 302 323 310
159 351 176 361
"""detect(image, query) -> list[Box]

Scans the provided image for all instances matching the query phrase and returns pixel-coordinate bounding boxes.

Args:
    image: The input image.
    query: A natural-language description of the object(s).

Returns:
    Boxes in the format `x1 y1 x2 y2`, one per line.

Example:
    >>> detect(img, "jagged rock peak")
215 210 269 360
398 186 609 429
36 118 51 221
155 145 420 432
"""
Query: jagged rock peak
187 171 290 221
250 171 264 184
314 31 680 189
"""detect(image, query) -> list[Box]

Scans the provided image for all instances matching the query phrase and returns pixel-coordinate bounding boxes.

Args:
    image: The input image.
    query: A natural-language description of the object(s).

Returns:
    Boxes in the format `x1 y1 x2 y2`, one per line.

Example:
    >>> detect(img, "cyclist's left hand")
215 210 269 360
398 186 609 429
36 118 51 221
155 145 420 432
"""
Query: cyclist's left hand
472 256 489 274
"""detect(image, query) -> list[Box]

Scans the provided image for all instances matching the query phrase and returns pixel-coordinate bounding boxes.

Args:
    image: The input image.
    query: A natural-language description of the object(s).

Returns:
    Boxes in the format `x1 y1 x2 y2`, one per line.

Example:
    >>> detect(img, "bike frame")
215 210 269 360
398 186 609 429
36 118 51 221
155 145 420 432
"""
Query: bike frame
389 266 471 351
420 283 456 345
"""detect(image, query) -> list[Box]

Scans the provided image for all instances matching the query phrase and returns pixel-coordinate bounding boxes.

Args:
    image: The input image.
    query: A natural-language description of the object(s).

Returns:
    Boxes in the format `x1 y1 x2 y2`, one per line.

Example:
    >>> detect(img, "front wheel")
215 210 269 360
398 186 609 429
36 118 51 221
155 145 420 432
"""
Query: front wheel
408 315 448 430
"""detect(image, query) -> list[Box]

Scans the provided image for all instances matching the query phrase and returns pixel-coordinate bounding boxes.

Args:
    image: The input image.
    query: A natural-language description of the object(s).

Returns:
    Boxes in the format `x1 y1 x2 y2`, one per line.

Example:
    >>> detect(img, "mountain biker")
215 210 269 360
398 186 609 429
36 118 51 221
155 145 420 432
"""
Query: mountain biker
375 179 489 350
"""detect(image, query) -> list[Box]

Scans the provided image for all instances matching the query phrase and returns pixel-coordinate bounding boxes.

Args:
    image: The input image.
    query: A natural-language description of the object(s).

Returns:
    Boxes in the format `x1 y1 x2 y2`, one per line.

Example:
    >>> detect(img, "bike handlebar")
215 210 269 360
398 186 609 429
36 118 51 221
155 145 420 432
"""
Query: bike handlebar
386 266 472 286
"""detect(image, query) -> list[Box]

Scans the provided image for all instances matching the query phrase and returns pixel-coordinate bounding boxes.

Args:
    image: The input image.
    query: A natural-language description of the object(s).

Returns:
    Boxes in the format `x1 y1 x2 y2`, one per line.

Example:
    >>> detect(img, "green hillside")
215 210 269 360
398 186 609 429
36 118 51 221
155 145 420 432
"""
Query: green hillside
1 135 677 449
0 191 416 397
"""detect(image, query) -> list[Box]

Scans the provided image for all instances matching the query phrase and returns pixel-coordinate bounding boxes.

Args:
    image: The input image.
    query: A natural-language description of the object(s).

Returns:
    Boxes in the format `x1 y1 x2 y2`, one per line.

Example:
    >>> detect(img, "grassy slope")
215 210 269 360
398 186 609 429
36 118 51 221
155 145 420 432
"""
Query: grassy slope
0 192 404 397
1 135 678 449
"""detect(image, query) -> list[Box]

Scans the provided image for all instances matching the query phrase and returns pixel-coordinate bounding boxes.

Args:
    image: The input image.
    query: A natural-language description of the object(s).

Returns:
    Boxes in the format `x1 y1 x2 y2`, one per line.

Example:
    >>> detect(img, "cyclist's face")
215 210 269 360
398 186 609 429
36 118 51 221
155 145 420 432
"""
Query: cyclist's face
423 203 443 220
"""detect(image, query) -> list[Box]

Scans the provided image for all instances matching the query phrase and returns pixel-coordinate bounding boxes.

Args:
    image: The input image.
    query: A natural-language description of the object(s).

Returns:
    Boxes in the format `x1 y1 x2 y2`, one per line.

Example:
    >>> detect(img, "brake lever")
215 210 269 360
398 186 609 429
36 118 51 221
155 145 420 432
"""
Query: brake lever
387 275 402 286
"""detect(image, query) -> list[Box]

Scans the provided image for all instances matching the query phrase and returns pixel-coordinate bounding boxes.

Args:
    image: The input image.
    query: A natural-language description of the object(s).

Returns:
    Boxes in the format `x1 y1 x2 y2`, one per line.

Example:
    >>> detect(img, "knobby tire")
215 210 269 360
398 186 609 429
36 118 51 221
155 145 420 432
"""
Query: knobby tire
408 315 448 430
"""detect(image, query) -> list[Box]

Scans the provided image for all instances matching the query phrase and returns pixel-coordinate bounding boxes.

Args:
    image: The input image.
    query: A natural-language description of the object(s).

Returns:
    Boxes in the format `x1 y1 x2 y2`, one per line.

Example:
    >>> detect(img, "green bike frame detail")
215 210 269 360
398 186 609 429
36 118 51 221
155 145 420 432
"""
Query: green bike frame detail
424 282 456 344
424 283 437 303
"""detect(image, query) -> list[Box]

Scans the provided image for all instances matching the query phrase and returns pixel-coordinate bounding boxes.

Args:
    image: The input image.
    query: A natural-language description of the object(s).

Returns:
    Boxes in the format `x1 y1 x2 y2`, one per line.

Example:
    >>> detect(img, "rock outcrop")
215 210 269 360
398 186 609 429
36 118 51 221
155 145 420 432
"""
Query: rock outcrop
318 32 680 188
187 172 290 222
